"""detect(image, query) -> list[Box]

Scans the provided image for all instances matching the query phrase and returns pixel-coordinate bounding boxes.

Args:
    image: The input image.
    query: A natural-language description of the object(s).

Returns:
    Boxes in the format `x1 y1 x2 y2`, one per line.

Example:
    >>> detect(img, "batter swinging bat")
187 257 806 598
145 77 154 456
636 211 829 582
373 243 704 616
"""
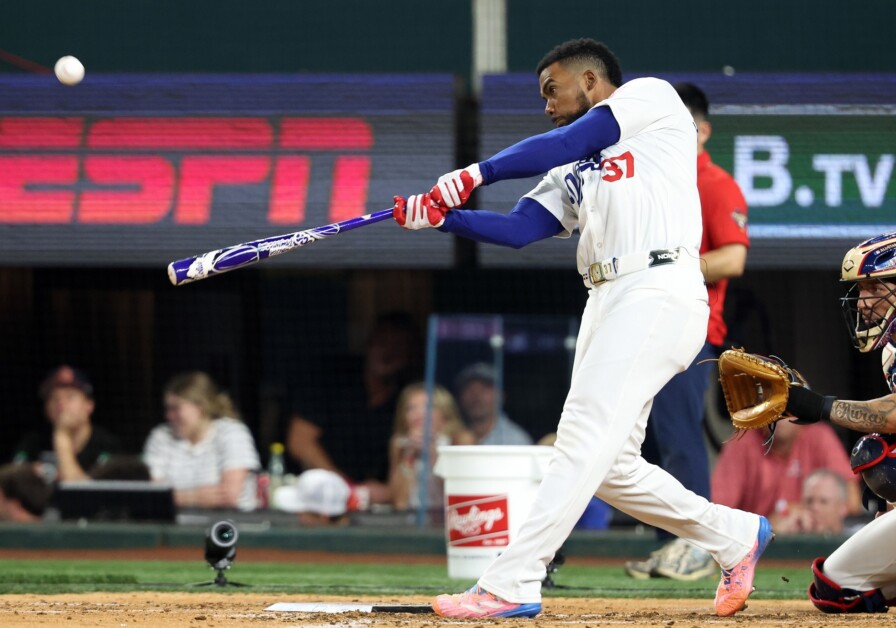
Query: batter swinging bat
167 208 393 286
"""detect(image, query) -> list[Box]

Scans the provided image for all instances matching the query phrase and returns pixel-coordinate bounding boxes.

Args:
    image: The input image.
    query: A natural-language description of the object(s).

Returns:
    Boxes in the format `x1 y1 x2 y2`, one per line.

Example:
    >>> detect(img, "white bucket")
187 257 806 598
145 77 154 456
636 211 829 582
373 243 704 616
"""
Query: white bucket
433 445 554 580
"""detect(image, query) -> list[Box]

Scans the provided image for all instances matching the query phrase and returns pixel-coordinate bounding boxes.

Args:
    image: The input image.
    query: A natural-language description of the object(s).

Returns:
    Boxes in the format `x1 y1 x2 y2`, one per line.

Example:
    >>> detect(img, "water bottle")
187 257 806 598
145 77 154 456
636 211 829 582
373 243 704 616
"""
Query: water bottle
267 442 286 502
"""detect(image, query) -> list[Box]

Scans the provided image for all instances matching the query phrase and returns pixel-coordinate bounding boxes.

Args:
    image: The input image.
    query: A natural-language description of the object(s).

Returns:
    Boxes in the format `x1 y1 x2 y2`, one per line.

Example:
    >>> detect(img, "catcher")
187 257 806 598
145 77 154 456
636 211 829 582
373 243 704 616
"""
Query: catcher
719 231 896 613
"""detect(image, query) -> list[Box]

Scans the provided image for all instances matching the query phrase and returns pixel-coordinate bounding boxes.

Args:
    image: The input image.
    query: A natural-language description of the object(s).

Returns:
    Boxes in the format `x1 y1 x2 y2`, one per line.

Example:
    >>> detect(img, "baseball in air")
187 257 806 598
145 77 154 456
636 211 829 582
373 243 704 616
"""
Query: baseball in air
54 55 85 86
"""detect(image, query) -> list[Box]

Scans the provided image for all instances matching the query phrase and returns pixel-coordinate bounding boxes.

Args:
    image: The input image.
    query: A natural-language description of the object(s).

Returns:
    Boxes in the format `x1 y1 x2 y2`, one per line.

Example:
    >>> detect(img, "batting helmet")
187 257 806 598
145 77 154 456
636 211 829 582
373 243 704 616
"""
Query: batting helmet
850 433 896 503
840 231 896 352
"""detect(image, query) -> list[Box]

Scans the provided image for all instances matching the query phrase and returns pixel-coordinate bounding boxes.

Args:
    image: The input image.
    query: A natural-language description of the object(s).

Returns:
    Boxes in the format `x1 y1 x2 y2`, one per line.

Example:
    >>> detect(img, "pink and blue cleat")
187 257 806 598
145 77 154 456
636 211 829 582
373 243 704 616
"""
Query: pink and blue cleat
714 515 775 616
433 585 542 618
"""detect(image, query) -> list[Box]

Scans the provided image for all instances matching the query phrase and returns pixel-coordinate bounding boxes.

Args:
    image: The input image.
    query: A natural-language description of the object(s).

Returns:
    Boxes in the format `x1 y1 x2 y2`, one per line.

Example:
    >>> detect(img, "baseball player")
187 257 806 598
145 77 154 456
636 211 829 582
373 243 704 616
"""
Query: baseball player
392 38 771 619
779 231 896 612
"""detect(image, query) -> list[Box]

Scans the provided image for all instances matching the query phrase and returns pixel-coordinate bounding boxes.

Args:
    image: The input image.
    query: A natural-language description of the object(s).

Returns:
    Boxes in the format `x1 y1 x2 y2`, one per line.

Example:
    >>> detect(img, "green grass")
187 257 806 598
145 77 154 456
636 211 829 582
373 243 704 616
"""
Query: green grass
0 559 813 599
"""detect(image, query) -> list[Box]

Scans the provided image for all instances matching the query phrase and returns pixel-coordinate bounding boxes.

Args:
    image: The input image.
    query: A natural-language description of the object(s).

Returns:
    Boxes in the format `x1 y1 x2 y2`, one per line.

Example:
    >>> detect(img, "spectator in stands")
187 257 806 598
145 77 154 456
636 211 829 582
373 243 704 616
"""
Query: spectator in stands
0 463 51 522
143 371 261 511
455 363 532 446
773 468 851 536
286 311 424 506
13 365 120 482
272 468 353 526
389 382 475 511
711 419 862 523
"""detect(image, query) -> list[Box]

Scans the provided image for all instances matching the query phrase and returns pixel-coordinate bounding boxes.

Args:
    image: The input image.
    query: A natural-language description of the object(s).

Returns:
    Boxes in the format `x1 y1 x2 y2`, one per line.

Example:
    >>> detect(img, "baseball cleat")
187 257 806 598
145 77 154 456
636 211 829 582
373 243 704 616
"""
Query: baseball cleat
624 540 676 580
655 539 717 581
714 516 775 616
432 584 542 618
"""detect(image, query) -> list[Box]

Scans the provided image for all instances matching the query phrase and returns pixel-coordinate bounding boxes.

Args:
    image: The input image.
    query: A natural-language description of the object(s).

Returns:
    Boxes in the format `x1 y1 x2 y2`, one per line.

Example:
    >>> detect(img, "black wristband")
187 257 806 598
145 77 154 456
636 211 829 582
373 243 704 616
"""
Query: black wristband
786 386 837 424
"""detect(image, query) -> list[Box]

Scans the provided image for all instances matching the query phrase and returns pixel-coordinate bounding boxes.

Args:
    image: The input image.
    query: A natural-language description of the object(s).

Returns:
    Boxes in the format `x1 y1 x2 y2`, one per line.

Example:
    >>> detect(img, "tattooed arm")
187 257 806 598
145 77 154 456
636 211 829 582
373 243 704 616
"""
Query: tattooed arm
787 385 896 433
828 396 896 433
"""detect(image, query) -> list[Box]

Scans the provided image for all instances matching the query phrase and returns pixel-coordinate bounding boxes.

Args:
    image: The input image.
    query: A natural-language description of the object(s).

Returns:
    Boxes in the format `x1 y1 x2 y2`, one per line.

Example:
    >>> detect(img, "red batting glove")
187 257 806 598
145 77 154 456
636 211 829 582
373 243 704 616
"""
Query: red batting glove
392 194 447 230
430 163 483 208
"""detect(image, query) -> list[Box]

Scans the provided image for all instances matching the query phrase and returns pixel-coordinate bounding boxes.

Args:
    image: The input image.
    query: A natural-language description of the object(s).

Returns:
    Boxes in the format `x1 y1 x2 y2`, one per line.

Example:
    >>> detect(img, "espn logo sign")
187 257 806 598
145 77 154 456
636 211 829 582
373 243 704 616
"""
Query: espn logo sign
446 494 510 547
0 116 372 225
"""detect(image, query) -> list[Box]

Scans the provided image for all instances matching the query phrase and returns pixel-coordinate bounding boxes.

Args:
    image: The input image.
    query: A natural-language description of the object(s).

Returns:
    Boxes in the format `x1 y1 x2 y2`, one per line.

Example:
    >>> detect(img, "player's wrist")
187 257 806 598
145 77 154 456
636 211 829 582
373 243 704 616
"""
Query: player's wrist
786 386 836 424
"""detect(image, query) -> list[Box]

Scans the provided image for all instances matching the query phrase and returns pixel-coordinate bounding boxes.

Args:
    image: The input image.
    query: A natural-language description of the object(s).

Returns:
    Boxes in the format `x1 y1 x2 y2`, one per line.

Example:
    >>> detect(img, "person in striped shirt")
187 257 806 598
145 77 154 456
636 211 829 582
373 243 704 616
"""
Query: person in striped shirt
143 372 261 511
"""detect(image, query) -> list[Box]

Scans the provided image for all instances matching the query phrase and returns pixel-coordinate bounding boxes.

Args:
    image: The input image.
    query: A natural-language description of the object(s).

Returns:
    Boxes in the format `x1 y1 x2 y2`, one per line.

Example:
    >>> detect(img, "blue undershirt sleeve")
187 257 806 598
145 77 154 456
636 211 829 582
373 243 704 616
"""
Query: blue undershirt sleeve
438 197 564 249
478 105 620 184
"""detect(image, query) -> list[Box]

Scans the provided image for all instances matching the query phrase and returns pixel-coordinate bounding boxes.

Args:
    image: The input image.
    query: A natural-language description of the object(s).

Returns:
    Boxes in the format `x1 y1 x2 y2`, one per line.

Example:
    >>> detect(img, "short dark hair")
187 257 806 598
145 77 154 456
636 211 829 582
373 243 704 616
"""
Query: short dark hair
673 82 709 120
536 38 623 88
0 464 51 517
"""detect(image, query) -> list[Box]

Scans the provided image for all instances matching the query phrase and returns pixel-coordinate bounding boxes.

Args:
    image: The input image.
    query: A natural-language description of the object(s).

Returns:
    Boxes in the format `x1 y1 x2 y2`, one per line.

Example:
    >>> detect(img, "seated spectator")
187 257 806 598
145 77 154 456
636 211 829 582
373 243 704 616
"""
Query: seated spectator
712 419 862 521
287 311 423 506
773 468 851 536
0 463 51 522
389 382 474 511
454 363 532 446
143 372 261 511
272 468 352 526
13 365 120 482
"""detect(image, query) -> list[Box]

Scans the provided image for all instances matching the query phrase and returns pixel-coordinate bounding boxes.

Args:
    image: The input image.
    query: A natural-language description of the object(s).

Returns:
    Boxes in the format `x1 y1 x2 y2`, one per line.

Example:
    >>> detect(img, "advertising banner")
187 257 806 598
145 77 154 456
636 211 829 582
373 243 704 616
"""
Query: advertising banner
0 75 455 268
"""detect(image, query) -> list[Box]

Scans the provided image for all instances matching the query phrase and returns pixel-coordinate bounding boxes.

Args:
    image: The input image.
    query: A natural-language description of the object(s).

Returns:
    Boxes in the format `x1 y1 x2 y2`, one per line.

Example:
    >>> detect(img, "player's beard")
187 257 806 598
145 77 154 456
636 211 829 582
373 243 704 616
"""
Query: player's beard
555 90 592 127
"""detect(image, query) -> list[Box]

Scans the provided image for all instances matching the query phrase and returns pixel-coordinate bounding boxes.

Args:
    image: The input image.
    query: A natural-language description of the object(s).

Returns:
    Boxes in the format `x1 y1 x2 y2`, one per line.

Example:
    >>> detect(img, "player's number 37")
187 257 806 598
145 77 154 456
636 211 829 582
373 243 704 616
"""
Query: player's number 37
601 151 635 183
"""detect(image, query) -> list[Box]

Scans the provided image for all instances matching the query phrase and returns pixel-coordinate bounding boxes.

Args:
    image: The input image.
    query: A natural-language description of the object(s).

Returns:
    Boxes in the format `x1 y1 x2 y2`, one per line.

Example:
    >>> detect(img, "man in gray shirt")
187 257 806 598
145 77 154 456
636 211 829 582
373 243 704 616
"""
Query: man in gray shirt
455 363 532 446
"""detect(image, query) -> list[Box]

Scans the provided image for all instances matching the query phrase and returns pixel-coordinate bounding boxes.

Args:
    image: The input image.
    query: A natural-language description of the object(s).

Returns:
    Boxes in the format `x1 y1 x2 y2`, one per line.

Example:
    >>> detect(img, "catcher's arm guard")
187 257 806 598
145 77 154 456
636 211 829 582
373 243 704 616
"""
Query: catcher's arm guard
717 348 815 430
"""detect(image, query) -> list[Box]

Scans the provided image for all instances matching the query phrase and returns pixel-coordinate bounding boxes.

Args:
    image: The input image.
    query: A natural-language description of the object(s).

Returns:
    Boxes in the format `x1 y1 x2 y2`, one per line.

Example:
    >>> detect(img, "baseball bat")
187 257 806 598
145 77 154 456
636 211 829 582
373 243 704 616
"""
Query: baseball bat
167 208 393 286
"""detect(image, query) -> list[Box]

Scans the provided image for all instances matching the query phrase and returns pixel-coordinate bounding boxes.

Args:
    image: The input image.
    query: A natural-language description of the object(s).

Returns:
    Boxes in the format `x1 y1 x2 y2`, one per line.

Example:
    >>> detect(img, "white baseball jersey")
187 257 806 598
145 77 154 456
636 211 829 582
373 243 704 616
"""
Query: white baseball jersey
524 78 702 281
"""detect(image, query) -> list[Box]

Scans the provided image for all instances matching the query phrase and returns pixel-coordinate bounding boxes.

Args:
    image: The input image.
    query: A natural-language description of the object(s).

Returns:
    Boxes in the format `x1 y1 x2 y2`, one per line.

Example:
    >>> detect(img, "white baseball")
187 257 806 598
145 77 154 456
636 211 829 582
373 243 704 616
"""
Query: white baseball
54 56 85 86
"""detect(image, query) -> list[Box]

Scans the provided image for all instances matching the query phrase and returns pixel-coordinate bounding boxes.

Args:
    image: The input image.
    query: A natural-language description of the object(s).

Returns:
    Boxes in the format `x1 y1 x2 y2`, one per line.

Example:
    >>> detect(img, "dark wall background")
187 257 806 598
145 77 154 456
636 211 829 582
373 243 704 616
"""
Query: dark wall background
3 0 894 78
1 1 473 75
506 0 896 73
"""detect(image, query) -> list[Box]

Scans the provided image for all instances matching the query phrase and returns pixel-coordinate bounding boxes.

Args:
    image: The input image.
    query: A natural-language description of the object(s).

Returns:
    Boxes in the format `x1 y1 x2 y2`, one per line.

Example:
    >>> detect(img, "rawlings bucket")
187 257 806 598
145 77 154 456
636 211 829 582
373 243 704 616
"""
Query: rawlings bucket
434 445 554 579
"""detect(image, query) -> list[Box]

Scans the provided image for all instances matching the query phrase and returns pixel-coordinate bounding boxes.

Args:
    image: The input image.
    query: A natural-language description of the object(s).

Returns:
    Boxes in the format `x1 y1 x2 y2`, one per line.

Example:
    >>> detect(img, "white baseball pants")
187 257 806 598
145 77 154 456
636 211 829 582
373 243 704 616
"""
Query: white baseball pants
478 263 761 603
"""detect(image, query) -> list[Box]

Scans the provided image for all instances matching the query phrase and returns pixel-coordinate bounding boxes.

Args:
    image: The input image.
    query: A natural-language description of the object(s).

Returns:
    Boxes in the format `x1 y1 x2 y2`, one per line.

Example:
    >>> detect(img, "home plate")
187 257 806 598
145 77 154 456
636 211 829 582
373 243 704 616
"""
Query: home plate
265 602 434 614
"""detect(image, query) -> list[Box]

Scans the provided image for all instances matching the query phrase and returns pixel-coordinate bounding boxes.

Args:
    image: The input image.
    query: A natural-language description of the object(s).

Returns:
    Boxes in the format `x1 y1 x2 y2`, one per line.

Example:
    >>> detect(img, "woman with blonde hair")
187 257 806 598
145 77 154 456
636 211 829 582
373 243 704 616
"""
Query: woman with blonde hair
143 372 261 510
389 382 474 511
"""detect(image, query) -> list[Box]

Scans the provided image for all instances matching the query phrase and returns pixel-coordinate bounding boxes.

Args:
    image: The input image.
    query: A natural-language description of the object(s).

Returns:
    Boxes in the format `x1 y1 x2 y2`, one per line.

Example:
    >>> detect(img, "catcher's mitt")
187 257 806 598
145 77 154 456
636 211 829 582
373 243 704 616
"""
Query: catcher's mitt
717 348 808 430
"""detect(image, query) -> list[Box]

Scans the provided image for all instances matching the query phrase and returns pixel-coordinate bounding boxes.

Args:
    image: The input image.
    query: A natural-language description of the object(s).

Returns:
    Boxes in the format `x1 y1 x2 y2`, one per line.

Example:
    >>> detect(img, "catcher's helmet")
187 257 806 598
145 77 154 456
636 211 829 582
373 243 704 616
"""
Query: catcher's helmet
840 231 896 352
850 433 896 503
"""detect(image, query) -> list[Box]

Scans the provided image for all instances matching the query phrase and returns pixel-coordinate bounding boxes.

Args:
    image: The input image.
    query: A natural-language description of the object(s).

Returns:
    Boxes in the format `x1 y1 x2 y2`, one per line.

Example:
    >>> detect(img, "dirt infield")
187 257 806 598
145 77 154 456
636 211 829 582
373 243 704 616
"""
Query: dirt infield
0 549 852 626
0 592 868 627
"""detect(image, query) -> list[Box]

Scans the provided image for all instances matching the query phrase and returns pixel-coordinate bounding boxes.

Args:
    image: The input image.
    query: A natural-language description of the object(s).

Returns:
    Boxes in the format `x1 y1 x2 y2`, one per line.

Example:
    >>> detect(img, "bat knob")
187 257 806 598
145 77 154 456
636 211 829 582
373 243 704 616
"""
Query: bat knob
168 259 196 286
167 262 179 286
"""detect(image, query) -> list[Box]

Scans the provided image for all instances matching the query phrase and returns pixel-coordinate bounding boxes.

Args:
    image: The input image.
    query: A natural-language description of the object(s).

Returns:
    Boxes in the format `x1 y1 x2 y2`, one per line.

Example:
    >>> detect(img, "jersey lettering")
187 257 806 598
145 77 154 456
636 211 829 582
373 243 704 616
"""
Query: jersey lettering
600 151 635 182
564 171 583 206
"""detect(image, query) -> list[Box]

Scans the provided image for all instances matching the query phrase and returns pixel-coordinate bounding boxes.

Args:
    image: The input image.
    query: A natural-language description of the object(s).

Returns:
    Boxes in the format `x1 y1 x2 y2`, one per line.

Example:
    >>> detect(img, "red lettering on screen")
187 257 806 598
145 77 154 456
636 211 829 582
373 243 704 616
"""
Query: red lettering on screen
0 116 373 225
88 118 273 149
330 156 371 222
80 157 174 224
269 156 310 224
175 156 270 224
279 118 373 150
0 156 78 222
0 117 83 148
